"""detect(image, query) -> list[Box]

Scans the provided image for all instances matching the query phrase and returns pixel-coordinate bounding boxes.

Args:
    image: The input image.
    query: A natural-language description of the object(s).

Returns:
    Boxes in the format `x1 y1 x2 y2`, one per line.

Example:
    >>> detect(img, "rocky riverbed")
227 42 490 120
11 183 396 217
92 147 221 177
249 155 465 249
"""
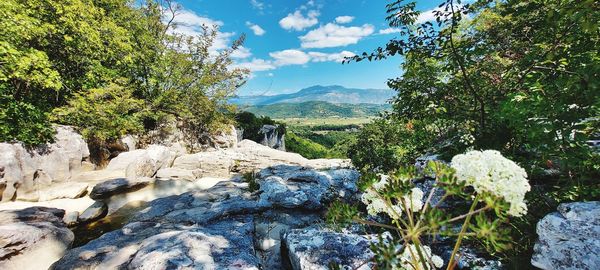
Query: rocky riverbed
1 127 598 270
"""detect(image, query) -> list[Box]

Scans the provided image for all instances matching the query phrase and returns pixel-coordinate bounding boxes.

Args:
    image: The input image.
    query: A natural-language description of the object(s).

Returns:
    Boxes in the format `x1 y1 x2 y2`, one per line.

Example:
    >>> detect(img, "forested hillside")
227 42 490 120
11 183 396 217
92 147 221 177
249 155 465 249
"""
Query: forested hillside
244 101 391 118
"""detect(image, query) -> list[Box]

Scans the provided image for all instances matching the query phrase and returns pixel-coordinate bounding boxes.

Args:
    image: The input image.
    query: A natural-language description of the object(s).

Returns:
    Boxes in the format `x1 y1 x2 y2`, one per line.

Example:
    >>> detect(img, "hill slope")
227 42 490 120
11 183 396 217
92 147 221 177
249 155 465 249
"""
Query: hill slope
243 101 391 118
231 85 395 105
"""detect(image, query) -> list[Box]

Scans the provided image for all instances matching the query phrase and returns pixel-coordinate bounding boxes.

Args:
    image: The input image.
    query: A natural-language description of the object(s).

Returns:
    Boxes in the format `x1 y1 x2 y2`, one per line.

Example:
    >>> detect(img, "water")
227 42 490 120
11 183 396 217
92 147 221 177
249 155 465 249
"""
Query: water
71 201 148 248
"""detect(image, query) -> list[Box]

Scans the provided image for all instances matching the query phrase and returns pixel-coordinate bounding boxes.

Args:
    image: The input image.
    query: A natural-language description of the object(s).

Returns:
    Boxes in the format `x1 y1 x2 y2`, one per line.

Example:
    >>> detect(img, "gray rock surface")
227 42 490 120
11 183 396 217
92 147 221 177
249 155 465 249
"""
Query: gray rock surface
54 182 262 269
106 145 176 180
257 165 360 210
78 201 108 223
0 207 73 270
531 201 600 270
254 210 322 269
54 165 362 270
282 227 374 270
259 124 285 151
0 126 90 202
89 177 153 200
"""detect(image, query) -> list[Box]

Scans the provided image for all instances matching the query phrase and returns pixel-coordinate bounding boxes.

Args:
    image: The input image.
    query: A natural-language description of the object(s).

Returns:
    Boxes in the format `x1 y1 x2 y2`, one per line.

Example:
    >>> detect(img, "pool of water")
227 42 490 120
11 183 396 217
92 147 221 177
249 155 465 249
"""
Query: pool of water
70 201 148 248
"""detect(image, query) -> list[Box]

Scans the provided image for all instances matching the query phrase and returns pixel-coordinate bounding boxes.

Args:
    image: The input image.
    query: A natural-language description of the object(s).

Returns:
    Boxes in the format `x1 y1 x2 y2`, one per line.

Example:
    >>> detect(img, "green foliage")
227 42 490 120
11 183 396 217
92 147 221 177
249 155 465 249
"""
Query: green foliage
242 171 259 192
0 92 55 146
235 111 277 142
0 0 248 147
348 118 444 172
329 161 524 268
285 132 331 159
350 0 600 180
245 101 390 119
51 82 144 142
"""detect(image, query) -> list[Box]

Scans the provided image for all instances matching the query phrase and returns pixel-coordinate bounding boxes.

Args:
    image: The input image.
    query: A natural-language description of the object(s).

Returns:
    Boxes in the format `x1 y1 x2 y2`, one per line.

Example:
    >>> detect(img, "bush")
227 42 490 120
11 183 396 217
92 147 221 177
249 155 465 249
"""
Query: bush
0 93 55 146
51 82 145 142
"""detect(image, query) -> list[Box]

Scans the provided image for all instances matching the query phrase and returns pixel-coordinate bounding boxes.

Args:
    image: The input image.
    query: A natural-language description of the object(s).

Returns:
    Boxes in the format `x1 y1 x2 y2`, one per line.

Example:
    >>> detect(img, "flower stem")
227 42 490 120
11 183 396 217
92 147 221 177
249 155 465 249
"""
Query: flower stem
446 194 479 270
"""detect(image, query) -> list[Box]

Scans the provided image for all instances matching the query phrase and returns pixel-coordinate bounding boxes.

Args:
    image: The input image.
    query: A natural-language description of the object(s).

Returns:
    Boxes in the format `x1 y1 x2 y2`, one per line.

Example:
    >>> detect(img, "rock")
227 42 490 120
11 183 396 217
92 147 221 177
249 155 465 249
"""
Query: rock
155 167 200 181
257 165 360 209
171 150 244 178
254 210 322 269
0 207 73 270
54 182 263 270
55 216 260 270
282 227 374 270
209 124 238 149
64 211 79 227
0 126 90 202
78 201 108 223
120 135 137 151
531 201 600 270
106 145 176 179
19 182 88 202
169 140 353 179
259 124 285 151
89 177 153 200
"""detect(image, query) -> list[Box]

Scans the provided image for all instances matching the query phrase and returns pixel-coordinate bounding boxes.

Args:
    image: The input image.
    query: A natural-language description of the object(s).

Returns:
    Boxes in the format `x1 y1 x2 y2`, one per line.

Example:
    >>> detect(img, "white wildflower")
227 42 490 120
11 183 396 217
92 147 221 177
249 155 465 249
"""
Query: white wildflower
397 244 444 270
450 150 530 216
361 175 424 219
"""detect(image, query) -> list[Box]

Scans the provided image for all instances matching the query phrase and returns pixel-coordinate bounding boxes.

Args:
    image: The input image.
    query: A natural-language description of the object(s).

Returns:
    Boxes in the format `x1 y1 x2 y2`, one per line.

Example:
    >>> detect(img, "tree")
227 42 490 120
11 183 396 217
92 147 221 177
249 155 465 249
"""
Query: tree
348 0 600 178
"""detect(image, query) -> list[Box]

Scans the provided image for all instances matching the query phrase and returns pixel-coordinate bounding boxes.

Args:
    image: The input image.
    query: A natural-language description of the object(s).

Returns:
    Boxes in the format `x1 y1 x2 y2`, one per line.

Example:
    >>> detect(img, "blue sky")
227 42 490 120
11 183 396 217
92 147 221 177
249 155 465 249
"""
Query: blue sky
171 0 443 96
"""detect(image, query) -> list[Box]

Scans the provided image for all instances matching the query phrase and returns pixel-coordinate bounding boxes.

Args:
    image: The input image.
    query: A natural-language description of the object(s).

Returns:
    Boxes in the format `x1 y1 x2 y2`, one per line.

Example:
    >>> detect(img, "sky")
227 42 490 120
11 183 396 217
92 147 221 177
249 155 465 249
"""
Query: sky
171 0 444 96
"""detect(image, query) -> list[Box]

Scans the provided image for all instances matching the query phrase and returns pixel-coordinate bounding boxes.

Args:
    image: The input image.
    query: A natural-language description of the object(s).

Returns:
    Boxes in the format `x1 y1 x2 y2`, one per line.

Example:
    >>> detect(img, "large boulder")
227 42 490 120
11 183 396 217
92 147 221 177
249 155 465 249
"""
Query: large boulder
0 126 90 202
259 124 285 151
282 227 374 270
0 207 73 270
531 201 600 270
105 145 176 179
257 165 360 210
168 140 351 179
209 125 238 149
89 177 153 200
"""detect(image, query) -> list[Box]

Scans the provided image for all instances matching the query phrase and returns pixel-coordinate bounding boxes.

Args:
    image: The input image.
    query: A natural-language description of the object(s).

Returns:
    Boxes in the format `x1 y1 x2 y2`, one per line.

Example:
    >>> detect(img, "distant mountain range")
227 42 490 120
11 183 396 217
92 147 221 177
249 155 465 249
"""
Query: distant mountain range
243 101 392 119
230 85 395 105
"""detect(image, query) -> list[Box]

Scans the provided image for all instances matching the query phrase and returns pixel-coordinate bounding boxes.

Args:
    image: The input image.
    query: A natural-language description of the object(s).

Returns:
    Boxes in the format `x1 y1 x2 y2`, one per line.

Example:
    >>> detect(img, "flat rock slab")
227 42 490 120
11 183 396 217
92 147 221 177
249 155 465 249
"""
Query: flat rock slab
19 182 89 202
89 177 153 200
78 201 108 223
531 201 600 270
282 227 374 270
258 165 360 210
0 207 73 270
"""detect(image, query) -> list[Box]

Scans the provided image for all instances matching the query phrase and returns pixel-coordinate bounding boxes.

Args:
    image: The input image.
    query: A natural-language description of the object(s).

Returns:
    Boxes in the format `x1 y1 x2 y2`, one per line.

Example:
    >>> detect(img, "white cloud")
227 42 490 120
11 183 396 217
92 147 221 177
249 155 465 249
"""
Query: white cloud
172 9 223 29
232 58 276 72
232 49 354 76
335 16 355 24
416 3 466 24
300 0 316 10
231 46 252 59
300 23 374 48
168 9 235 55
270 49 311 66
250 0 264 10
267 72 274 77
378 27 401 34
308 51 356 62
279 10 319 31
246 22 266 36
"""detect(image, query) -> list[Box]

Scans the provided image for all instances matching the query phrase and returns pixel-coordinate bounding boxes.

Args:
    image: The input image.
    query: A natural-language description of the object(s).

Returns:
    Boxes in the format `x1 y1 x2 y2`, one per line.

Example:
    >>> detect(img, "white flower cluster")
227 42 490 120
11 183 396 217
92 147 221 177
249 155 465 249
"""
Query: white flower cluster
397 244 444 270
450 150 531 216
458 133 475 145
361 175 424 219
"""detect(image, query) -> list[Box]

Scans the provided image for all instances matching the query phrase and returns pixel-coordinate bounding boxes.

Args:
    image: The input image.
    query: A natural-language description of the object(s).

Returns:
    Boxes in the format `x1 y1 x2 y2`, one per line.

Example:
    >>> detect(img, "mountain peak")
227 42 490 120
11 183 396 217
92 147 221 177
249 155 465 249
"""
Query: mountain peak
231 85 394 106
